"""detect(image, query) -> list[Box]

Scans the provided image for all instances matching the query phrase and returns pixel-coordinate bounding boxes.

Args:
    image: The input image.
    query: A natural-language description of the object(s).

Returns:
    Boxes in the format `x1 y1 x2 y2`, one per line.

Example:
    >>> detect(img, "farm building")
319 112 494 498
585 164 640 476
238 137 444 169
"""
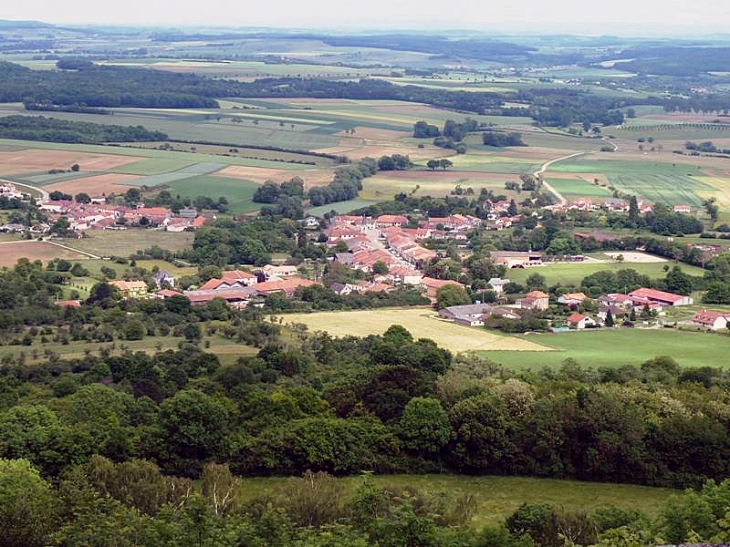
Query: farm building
566 313 597 329
200 270 258 290
152 271 176 289
629 288 693 307
109 280 148 300
439 304 493 327
185 288 256 309
261 264 299 280
375 215 408 228
490 251 544 269
422 277 466 303
598 294 634 309
691 310 730 331
253 277 318 297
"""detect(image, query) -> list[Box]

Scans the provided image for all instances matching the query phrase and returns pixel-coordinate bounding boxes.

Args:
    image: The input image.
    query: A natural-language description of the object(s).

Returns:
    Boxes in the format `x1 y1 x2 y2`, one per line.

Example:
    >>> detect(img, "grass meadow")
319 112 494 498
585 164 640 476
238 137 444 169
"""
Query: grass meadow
69 230 194 258
167 175 260 214
504 260 705 287
479 329 730 369
238 474 675 527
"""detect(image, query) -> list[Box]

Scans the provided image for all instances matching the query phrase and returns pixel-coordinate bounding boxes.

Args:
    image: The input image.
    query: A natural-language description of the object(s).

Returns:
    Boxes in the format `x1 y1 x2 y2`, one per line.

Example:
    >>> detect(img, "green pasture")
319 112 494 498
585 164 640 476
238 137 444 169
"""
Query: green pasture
607 173 712 207
480 329 730 370
166 175 260 214
238 474 674 527
122 163 226 187
545 177 612 199
306 199 377 216
69 230 194 258
549 157 701 176
505 260 705 287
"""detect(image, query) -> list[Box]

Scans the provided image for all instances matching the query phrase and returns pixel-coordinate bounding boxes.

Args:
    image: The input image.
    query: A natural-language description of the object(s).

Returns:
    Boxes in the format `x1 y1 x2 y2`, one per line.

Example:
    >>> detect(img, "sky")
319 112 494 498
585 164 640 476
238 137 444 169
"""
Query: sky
2 0 730 34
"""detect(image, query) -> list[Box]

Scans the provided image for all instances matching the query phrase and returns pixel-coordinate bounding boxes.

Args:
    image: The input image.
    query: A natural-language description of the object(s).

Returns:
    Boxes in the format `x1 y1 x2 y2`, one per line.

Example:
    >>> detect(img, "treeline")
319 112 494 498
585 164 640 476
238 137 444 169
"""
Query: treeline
308 158 378 207
483 130 527 147
0 115 168 144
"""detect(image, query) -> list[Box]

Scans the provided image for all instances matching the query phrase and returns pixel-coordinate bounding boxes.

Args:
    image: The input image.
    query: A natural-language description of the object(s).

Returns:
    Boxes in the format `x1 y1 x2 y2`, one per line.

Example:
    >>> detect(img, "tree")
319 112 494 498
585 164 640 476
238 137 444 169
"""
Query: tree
605 309 614 327
372 261 389 275
525 273 547 292
50 216 72 237
628 196 640 227
438 159 453 170
703 198 719 222
398 397 450 455
435 284 470 310
74 192 91 204
665 265 693 295
123 319 146 341
507 199 518 216
71 163 80 172
426 159 439 170
0 458 57 546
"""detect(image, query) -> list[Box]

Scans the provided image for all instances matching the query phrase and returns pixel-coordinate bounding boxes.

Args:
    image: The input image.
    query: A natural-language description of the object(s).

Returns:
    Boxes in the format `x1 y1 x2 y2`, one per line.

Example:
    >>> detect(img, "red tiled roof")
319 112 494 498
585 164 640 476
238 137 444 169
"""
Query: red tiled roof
629 288 686 303
567 312 587 323
526 291 549 298
692 309 730 325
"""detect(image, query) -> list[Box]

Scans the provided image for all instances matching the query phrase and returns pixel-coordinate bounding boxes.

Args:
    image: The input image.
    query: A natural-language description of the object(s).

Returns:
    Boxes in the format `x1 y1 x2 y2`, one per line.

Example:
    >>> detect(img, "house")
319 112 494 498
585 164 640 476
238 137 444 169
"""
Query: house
597 305 624 322
628 288 693 307
673 204 692 214
152 270 176 289
558 292 589 307
184 288 256 309
421 277 466 303
254 277 318 297
439 303 493 327
55 299 81 308
376 215 408 228
490 251 544 269
200 270 258 291
691 309 730 331
518 291 550 311
153 289 184 300
303 216 320 228
329 282 351 296
261 264 299 280
566 313 597 329
109 280 148 300
488 278 510 294
178 207 198 219
598 293 634 309
491 308 522 320
390 266 423 285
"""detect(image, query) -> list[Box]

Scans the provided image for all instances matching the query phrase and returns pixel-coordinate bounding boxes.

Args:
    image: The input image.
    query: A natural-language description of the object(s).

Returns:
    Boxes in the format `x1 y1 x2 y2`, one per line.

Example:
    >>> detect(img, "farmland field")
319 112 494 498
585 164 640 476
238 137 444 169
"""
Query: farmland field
69 230 194 257
545 176 612 199
479 329 730 369
239 474 674 527
0 241 88 267
305 199 377 216
282 308 549 352
166 175 260 213
505 260 705 286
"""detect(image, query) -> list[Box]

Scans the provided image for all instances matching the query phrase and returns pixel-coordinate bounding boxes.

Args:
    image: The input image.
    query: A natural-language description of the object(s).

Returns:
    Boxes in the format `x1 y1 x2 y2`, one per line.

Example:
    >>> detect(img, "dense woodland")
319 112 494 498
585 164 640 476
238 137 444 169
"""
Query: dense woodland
0 115 168 143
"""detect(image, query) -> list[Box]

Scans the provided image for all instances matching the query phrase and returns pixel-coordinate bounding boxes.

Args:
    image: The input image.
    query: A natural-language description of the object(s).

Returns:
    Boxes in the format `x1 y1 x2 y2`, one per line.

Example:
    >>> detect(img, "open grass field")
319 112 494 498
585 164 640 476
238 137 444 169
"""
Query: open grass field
0 241 87 267
167 175 260 213
361 170 517 200
305 199 377 216
238 474 675 527
505 260 705 286
608 173 713 207
0 334 257 366
45 173 141 195
545 176 612 199
282 308 549 352
69 230 194 258
216 164 335 186
480 329 730 370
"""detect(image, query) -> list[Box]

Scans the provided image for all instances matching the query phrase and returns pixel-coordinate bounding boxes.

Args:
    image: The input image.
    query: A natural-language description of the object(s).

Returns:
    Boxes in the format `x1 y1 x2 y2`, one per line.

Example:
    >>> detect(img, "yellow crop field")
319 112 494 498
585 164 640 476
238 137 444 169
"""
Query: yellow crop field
281 308 550 352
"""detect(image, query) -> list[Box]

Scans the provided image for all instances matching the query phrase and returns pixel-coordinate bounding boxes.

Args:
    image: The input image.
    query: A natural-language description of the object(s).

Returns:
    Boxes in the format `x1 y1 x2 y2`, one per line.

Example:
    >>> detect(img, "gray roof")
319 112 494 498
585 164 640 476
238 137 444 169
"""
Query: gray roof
442 304 493 318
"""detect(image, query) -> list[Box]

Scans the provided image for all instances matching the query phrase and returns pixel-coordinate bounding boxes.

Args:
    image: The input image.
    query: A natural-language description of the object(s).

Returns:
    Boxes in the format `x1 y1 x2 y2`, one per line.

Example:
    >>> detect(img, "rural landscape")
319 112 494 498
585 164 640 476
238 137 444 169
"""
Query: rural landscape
3 11 730 547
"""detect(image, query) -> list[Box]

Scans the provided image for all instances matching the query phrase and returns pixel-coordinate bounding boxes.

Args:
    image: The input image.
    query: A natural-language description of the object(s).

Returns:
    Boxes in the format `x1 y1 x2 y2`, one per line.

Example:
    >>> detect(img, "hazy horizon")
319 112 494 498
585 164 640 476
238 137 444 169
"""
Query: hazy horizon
2 0 730 36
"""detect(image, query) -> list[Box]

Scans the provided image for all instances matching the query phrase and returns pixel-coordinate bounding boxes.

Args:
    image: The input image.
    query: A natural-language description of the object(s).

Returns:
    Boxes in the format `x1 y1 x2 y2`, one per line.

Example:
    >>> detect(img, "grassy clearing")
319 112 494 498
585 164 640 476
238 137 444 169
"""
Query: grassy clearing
70 230 194 258
167 175 260 214
480 329 730 370
305 199 377 216
0 334 257 366
505 261 705 286
281 308 549 353
239 474 675 526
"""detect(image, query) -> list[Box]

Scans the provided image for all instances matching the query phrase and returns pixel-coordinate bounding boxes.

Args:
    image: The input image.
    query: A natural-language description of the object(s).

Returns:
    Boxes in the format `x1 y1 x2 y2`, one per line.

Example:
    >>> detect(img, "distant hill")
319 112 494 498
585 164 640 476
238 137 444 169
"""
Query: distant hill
0 19 53 29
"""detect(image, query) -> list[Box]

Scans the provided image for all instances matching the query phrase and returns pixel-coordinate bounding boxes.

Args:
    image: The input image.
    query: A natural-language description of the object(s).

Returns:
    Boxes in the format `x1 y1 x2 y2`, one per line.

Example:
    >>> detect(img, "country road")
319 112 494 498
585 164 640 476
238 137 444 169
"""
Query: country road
533 151 587 206
2 178 49 201
44 239 100 259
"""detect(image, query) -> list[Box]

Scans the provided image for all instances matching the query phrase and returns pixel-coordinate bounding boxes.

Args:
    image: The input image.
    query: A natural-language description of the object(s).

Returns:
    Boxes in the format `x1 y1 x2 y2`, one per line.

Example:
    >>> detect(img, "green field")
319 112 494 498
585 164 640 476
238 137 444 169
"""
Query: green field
546 177 612 199
480 329 730 369
167 175 260 213
306 199 377 216
505 260 705 286
238 474 674 526
70 230 194 258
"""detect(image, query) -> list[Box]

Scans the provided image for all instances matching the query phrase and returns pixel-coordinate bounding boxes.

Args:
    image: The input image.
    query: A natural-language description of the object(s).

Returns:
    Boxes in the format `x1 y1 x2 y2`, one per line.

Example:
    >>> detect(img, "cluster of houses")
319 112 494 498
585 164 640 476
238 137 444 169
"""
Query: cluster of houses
0 182 24 200
38 200 209 232
436 285 706 332
544 196 693 215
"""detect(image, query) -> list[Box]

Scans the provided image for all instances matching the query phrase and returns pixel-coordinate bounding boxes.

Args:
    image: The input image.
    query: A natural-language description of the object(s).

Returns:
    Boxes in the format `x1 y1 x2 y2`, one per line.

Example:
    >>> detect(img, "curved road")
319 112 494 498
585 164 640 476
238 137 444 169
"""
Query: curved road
1 178 49 201
533 151 587 206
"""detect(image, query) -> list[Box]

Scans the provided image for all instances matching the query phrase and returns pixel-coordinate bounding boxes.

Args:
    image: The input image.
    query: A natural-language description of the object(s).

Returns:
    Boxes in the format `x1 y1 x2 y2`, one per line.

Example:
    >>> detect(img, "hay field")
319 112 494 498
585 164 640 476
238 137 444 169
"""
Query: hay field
216 165 335 186
0 148 142 176
0 241 87 267
46 173 141 195
361 170 517 200
282 308 549 352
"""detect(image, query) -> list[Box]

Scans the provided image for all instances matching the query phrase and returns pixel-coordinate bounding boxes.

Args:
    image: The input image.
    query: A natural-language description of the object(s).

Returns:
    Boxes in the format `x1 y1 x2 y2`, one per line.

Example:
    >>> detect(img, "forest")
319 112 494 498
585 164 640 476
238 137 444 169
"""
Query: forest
0 115 168 143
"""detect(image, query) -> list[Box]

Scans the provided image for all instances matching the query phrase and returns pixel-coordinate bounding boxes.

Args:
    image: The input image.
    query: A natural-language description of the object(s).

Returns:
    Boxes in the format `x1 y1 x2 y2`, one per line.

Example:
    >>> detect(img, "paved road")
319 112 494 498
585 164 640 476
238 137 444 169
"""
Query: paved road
1 178 49 201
